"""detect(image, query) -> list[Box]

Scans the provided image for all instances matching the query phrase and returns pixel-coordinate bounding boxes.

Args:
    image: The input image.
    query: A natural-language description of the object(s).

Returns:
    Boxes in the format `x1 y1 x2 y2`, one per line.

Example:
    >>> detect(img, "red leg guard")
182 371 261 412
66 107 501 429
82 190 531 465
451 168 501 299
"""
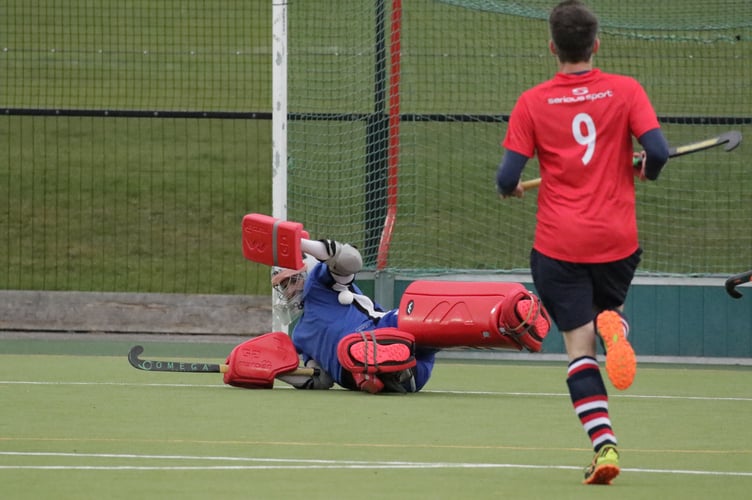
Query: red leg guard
397 280 550 352
224 332 300 389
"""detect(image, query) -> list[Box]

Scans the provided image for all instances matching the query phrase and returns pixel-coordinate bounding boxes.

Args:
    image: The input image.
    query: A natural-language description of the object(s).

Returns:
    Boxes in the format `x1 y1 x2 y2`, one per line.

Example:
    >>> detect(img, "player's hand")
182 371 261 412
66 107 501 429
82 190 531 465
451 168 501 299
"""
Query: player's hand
499 181 525 199
633 151 647 181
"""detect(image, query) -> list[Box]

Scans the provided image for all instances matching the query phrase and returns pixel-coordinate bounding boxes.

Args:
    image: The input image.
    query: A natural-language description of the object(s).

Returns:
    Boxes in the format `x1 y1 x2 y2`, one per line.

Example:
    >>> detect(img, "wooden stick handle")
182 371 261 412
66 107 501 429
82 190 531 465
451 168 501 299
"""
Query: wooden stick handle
521 178 541 191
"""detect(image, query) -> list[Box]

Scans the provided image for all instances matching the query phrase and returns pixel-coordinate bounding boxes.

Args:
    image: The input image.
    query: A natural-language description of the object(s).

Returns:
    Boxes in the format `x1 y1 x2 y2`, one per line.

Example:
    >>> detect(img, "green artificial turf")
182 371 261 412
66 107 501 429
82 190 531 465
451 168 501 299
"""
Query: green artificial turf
1 337 751 499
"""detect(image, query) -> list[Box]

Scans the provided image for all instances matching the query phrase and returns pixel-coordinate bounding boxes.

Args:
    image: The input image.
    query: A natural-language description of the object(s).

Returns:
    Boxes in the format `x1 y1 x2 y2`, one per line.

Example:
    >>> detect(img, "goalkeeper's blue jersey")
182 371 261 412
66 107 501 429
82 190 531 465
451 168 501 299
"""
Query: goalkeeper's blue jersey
291 262 434 390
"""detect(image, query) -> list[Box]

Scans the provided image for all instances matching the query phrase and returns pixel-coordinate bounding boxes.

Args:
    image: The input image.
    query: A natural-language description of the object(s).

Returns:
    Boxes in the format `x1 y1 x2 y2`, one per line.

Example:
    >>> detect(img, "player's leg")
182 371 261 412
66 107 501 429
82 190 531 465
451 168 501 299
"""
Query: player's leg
411 348 437 392
591 248 642 391
567 353 620 485
397 280 550 352
530 249 620 485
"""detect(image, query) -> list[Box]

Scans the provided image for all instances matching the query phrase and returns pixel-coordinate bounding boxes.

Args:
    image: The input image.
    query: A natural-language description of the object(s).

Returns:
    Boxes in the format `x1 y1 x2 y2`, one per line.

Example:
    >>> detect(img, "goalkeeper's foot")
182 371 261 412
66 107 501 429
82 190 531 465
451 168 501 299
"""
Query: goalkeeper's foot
348 341 412 367
596 310 636 390
515 298 550 336
583 444 620 485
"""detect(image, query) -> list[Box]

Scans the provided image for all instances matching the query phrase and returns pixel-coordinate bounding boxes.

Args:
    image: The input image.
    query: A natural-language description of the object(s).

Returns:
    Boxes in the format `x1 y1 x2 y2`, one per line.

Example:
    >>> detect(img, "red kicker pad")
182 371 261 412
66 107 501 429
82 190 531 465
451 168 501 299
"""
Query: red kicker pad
224 332 300 389
241 213 310 270
397 280 549 351
337 328 417 375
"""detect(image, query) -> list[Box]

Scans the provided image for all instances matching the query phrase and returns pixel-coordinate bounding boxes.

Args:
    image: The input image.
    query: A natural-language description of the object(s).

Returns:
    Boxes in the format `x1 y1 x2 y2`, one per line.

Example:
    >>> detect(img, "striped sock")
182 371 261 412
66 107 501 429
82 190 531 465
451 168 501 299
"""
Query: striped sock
567 356 617 451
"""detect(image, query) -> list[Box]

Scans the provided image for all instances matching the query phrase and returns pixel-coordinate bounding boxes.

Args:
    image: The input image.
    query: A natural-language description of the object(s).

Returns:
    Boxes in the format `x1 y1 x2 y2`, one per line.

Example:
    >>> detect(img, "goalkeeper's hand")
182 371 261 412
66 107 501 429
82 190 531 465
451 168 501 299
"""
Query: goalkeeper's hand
320 240 362 278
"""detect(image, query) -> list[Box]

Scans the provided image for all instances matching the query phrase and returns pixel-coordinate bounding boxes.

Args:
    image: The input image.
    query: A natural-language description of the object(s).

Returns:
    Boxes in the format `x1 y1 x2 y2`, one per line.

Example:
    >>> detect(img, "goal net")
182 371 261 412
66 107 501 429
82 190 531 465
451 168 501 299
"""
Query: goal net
283 0 751 277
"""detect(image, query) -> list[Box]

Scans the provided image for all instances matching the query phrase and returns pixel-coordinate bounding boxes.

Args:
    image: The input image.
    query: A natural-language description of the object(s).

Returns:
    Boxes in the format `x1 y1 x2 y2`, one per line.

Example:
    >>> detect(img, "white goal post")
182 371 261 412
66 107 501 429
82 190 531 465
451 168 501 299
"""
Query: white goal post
271 1 288 332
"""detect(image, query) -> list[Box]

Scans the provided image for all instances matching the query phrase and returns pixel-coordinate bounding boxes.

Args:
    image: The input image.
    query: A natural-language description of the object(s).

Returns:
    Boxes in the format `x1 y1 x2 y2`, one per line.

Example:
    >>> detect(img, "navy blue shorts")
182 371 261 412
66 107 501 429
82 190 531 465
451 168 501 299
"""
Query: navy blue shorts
530 248 642 332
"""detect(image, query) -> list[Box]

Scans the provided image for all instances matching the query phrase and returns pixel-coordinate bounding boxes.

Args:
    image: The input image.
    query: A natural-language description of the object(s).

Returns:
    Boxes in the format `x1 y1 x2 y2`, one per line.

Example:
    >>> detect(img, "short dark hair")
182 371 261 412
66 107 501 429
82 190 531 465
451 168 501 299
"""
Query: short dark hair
549 0 599 63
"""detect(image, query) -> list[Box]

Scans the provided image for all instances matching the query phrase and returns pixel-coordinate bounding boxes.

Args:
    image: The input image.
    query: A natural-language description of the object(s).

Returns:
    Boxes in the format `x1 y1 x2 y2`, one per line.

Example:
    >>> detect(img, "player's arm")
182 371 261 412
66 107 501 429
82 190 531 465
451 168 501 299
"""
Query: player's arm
636 128 670 180
496 150 529 198
301 239 362 284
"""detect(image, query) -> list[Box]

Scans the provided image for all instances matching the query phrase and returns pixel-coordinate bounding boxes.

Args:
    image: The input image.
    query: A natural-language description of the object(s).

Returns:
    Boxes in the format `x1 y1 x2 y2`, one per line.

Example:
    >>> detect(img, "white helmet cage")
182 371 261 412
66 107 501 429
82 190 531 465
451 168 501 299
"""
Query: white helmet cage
271 255 318 325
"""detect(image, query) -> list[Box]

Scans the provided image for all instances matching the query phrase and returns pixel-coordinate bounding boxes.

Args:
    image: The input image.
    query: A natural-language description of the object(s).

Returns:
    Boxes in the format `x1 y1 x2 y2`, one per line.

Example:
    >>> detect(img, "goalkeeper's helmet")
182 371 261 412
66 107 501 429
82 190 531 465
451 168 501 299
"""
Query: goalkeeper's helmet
271 255 317 325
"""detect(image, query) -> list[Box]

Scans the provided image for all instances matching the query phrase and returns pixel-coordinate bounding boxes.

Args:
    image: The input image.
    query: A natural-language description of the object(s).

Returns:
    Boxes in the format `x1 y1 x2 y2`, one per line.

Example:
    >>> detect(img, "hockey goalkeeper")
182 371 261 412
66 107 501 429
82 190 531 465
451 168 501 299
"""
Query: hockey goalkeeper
261 237 551 394
131 216 551 394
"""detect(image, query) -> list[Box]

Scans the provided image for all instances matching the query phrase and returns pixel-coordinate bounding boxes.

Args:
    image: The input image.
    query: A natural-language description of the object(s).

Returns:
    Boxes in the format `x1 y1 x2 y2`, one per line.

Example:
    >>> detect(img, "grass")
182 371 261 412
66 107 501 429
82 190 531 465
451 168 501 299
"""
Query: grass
1 336 751 499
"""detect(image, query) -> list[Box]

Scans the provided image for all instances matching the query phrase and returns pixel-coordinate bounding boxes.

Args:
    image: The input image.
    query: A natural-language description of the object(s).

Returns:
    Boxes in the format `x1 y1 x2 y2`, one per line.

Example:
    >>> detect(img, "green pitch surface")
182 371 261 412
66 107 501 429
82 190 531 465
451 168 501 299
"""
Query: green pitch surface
1 338 751 499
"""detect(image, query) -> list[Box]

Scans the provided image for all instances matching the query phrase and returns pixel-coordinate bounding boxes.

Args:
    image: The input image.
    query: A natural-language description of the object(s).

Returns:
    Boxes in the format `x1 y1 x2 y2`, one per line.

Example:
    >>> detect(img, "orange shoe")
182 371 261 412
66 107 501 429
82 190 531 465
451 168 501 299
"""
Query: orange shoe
596 311 636 390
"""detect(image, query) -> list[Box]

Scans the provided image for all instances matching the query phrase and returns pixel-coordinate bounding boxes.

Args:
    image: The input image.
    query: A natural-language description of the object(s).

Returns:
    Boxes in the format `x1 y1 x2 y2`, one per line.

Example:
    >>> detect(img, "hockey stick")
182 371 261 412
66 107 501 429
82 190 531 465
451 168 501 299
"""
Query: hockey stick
127 345 315 376
521 130 743 191
668 130 742 158
725 270 752 299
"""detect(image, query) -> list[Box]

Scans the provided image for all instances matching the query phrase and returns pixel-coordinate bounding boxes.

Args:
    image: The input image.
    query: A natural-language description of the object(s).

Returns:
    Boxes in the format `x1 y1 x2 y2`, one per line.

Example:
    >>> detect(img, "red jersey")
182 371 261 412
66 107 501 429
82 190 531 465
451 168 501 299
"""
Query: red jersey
503 69 660 263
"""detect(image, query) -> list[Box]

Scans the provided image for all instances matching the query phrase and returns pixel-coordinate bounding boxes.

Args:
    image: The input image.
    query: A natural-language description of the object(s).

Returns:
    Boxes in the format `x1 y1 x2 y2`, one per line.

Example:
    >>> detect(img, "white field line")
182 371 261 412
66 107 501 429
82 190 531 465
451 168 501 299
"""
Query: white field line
1 380 752 402
0 451 751 477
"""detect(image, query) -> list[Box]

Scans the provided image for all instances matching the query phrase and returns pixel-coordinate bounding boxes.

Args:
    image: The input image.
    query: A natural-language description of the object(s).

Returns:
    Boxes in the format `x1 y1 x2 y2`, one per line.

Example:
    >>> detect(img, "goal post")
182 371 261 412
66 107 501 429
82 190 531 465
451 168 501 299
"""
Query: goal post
272 1 288 223
271 1 288 331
